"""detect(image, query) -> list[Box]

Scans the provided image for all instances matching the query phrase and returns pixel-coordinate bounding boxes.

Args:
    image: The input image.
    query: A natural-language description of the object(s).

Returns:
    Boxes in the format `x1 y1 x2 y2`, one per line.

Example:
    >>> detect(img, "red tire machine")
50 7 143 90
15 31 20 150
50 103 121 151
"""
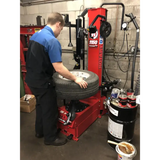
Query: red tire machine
20 3 125 141
58 3 125 141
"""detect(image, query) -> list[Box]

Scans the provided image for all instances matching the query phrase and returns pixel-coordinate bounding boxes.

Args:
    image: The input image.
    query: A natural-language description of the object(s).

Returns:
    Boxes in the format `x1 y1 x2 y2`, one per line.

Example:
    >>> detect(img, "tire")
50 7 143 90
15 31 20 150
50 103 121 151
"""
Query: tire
53 70 99 100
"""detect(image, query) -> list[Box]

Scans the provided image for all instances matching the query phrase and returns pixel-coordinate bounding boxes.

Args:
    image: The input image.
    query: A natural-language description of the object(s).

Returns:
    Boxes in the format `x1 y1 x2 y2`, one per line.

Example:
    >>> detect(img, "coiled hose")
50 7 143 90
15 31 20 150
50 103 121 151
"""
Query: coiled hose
134 71 140 96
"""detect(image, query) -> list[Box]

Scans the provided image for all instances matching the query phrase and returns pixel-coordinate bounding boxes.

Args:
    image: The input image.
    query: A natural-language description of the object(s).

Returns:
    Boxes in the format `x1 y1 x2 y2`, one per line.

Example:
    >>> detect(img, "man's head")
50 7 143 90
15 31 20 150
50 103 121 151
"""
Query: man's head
47 12 64 38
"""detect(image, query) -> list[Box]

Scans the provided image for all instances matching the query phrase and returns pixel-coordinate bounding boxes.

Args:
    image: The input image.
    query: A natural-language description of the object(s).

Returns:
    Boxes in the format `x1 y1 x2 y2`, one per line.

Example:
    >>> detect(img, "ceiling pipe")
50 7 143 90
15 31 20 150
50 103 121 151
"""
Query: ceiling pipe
21 0 74 6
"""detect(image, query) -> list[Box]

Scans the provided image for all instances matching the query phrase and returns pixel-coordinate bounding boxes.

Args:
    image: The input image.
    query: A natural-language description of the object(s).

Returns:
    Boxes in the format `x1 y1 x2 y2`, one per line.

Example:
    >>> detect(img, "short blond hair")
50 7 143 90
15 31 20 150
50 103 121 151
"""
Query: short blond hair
47 12 64 26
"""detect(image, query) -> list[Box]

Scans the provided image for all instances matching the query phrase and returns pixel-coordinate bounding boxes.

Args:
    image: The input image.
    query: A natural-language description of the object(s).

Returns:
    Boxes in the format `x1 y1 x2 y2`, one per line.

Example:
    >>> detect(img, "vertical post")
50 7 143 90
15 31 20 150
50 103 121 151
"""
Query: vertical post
131 30 139 90
68 22 73 47
75 18 82 68
83 17 85 70
88 8 106 98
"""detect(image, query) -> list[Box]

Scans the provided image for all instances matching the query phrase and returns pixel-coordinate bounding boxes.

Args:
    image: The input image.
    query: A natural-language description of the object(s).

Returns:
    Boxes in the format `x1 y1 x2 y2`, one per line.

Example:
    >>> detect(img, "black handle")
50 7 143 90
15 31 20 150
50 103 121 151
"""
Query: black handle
126 13 139 30
125 14 130 17
100 3 125 30
68 22 73 47
90 15 106 27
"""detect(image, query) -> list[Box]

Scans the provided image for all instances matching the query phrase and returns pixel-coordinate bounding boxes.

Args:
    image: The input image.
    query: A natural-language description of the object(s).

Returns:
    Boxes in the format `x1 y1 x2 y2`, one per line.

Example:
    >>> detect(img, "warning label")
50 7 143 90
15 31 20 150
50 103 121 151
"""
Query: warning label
99 36 103 44
108 117 123 139
108 105 119 117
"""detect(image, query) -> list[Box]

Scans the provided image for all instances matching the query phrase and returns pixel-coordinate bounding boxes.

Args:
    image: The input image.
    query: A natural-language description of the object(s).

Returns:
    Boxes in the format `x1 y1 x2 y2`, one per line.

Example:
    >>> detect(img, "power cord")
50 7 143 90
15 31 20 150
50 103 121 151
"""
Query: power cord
113 31 133 88
113 31 126 59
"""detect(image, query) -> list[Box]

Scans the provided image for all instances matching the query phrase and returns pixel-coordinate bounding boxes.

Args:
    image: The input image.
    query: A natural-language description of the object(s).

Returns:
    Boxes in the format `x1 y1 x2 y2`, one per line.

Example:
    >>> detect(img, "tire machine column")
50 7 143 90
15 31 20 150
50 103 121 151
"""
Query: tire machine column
87 8 107 115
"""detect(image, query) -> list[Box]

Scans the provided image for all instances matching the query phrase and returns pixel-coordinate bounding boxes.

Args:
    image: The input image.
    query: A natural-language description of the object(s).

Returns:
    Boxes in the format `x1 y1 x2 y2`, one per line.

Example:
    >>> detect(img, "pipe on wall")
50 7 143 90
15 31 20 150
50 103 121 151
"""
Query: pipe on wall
113 5 119 51
61 49 140 57
21 0 74 6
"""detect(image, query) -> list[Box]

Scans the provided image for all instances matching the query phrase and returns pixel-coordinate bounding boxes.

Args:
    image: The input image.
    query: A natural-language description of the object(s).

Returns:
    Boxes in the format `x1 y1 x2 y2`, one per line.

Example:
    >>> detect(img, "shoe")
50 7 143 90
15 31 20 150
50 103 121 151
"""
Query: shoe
44 137 67 146
35 133 44 138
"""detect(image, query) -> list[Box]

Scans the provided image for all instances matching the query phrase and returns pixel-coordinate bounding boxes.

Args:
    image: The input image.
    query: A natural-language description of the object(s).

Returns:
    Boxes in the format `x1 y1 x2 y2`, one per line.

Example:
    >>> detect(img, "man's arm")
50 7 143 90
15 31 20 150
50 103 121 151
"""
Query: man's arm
53 62 76 81
52 62 88 88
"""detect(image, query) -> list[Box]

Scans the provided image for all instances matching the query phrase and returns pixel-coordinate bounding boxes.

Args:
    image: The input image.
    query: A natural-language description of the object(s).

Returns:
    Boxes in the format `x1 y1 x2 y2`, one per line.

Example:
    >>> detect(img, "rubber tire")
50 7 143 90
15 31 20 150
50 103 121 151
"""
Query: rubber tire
53 70 99 100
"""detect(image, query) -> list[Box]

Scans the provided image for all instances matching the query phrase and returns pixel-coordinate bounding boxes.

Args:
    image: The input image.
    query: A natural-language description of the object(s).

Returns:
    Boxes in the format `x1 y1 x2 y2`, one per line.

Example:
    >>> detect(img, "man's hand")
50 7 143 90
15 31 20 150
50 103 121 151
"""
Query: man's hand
52 62 88 88
74 77 88 89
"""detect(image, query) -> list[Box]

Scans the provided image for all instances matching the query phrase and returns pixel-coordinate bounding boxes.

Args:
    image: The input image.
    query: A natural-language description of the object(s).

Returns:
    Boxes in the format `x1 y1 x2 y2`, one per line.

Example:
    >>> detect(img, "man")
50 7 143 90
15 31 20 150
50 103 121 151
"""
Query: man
25 12 88 146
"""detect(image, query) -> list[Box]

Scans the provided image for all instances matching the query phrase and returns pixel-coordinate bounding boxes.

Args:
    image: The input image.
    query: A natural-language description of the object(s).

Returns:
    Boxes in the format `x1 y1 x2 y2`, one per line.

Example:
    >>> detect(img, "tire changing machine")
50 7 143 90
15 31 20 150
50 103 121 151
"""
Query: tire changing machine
58 3 125 141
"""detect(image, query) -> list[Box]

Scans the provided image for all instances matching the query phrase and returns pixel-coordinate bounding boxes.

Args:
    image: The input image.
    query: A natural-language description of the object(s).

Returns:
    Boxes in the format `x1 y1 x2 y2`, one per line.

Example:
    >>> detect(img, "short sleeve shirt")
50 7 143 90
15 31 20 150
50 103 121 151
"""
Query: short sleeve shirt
25 26 62 88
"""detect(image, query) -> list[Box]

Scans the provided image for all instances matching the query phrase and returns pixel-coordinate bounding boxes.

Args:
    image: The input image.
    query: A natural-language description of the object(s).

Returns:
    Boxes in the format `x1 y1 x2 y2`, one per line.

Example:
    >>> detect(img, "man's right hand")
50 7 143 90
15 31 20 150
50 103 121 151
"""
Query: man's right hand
74 77 88 89
52 62 88 89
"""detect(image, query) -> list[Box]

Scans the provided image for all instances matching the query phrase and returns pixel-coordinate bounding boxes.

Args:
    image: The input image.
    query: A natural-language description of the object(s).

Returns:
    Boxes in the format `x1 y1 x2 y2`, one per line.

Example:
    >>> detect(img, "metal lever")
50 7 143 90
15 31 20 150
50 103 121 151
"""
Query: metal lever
88 15 106 34
68 22 73 47
90 15 106 27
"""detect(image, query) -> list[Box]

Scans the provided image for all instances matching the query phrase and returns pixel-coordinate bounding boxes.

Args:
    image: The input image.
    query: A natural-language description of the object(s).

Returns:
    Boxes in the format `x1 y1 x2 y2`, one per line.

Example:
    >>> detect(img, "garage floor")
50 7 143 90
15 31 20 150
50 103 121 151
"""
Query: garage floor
20 105 140 160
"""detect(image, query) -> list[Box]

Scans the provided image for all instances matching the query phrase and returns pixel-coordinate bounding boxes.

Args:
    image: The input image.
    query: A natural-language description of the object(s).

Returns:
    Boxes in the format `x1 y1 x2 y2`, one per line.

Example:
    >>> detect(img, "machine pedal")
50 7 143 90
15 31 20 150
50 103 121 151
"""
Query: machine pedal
67 134 73 140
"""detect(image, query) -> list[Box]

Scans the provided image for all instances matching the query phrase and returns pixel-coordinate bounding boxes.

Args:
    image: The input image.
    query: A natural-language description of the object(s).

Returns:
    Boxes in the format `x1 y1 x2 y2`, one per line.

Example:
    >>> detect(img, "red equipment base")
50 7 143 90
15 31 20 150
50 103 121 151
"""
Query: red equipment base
20 26 45 94
58 95 107 141
20 41 32 94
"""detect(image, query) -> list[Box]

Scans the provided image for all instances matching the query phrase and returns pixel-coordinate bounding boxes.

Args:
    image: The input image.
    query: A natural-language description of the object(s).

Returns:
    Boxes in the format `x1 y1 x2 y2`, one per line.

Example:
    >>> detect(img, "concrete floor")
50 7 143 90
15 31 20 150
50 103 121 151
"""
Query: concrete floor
20 106 140 160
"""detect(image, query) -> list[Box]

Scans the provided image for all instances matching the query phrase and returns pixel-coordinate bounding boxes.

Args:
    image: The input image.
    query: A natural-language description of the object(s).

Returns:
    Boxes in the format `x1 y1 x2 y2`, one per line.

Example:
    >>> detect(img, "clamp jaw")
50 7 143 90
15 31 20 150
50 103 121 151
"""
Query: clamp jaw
59 112 72 125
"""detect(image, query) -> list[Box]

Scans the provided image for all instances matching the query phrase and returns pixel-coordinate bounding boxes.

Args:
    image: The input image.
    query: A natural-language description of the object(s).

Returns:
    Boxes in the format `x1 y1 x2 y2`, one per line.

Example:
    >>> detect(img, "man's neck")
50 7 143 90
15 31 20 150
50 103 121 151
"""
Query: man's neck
47 24 56 34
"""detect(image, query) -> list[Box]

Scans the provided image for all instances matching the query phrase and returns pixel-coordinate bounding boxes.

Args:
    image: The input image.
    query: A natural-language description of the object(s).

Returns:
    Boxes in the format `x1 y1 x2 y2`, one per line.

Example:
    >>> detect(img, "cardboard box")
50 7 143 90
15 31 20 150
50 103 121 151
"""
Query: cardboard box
20 94 36 113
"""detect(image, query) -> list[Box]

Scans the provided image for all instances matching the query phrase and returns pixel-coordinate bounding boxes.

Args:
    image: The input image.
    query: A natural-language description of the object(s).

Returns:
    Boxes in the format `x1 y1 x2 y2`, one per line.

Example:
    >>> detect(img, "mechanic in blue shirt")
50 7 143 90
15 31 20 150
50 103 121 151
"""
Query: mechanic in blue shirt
25 12 88 146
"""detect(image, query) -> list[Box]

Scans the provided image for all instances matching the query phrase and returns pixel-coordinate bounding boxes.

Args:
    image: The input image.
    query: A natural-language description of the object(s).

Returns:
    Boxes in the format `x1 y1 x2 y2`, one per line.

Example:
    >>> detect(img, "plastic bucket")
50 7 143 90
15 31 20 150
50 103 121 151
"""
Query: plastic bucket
127 89 134 96
115 142 137 160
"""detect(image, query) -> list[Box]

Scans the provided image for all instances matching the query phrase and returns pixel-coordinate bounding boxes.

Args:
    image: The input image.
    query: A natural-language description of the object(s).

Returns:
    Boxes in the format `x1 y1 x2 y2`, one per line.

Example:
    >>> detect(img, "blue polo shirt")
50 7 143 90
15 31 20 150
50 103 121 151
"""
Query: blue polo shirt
25 26 62 88
30 26 62 63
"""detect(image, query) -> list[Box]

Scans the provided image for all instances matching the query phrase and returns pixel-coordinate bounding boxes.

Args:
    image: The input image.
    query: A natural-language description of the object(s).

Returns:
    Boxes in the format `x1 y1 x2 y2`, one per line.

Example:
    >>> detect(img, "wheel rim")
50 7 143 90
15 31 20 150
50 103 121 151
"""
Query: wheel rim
58 71 90 81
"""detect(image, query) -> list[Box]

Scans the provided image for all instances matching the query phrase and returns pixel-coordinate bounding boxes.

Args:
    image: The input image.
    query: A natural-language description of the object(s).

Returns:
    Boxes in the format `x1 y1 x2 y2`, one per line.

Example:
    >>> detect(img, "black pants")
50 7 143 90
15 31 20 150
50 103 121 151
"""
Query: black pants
28 85 58 142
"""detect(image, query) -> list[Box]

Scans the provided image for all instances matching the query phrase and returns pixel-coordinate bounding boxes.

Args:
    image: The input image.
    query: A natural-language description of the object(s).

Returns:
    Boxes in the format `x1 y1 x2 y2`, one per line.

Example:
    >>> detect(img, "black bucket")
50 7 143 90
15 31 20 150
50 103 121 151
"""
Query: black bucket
107 99 137 149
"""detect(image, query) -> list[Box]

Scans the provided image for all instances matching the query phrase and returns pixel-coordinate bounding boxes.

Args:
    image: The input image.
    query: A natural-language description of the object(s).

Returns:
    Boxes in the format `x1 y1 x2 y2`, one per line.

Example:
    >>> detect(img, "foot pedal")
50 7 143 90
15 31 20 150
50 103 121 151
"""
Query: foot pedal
67 134 73 140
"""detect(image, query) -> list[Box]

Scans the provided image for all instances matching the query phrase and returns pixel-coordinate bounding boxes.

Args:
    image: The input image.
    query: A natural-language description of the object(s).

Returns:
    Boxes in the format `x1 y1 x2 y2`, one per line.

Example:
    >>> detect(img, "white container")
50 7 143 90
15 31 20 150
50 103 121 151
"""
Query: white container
136 95 141 104
115 141 137 160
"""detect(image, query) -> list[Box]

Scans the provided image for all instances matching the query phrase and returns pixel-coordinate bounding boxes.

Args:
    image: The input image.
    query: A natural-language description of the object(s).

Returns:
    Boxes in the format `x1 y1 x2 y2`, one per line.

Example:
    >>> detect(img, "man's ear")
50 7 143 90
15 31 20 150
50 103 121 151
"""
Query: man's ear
57 22 61 27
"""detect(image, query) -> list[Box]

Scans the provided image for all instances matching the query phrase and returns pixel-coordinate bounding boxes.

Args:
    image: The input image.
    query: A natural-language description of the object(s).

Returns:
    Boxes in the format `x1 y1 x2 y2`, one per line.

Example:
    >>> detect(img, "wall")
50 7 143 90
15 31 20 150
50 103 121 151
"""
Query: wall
20 0 140 91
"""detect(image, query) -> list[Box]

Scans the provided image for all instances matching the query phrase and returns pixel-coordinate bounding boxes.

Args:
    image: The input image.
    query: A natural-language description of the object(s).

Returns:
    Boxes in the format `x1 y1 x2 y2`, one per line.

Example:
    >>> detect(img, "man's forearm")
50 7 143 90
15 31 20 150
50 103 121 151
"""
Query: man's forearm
53 62 88 89
58 65 76 81
53 63 76 81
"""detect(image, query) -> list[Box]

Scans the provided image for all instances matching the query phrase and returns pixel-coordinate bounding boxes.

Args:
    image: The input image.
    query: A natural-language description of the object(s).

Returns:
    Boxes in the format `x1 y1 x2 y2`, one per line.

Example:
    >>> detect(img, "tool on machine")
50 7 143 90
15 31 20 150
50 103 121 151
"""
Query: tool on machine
108 140 131 154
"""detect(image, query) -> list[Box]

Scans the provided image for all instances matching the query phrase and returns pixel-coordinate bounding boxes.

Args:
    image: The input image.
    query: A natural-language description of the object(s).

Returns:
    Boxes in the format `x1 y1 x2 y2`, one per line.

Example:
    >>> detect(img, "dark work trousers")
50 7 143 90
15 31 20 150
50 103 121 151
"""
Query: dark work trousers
28 85 58 143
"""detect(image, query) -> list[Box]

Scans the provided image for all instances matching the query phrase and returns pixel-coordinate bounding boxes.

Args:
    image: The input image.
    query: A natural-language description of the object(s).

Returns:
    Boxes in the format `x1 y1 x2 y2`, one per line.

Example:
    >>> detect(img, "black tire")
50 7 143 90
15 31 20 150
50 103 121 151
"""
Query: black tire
53 70 99 100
